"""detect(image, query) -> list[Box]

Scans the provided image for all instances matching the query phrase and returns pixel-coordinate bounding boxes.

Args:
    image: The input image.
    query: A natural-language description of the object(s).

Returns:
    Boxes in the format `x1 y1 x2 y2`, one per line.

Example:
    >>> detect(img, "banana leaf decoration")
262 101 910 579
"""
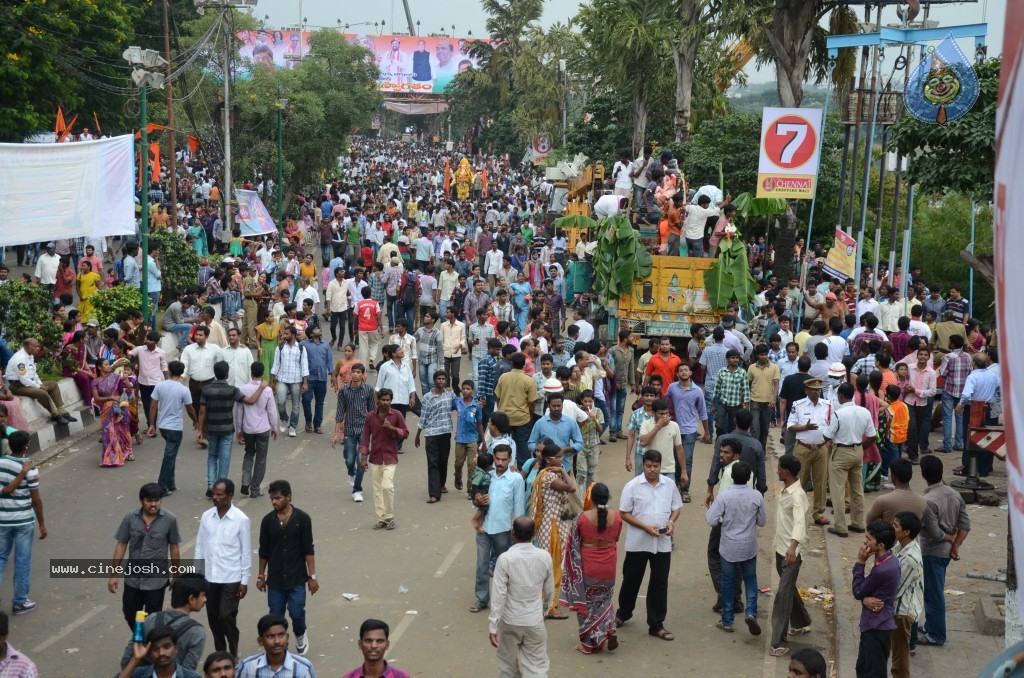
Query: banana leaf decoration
705 234 758 310
553 214 599 230
592 215 653 301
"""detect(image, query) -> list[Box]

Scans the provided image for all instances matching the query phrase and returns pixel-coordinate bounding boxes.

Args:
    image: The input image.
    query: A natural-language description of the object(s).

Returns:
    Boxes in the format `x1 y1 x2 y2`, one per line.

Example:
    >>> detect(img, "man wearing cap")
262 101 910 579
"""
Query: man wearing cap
786 377 837 526
822 382 875 537
34 243 61 298
803 289 845 325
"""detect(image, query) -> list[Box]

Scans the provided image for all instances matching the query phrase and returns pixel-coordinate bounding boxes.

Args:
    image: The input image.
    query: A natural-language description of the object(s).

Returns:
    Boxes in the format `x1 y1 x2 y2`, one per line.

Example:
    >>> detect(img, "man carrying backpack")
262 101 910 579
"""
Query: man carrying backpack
119 575 209 672
397 268 420 332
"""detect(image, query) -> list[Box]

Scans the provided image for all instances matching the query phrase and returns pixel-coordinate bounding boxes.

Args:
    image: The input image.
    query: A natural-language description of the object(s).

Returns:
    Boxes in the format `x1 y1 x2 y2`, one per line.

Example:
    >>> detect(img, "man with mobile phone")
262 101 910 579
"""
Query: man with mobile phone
615 449 683 642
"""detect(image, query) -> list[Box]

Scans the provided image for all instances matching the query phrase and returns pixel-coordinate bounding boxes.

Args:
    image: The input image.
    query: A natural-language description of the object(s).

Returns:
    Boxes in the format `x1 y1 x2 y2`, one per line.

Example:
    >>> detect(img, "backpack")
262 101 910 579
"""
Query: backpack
399 271 419 306
115 255 128 284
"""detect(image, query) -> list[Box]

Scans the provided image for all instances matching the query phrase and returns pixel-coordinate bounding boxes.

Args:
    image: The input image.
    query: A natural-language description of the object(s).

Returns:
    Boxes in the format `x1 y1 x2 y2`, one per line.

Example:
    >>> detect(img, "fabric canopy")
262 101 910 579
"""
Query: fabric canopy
0 134 136 247
383 101 449 115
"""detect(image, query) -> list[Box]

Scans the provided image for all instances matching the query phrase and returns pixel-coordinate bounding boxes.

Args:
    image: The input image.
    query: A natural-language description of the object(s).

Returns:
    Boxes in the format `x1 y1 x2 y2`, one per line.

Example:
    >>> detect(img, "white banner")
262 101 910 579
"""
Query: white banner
996 0 1024 616
0 134 136 247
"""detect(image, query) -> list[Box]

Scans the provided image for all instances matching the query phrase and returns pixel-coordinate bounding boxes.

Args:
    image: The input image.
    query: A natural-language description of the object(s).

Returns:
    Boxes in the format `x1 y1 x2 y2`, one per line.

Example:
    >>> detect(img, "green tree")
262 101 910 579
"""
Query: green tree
681 113 761 194
890 58 999 202
0 0 141 141
577 0 674 152
509 23 584 144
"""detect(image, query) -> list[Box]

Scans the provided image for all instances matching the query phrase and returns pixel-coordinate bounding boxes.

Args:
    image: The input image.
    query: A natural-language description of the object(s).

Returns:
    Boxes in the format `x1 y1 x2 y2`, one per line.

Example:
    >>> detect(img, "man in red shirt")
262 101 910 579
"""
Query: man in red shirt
355 287 384 371
645 337 682 395
360 389 409 531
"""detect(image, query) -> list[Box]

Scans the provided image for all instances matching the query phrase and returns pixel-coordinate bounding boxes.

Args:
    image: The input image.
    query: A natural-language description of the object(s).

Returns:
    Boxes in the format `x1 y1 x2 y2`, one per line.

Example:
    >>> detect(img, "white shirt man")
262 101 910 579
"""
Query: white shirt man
484 247 504 276
683 202 719 241
180 341 223 382
294 283 319 315
574 316 595 344
221 335 255 389
325 274 351 315
375 355 417 407
34 247 60 286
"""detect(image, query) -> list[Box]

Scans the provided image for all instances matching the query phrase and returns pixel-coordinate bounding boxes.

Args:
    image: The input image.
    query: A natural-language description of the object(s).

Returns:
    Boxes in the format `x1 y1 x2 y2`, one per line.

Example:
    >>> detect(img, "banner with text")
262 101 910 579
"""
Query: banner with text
822 227 857 281
237 30 479 94
235 190 278 236
0 134 136 247
756 107 823 199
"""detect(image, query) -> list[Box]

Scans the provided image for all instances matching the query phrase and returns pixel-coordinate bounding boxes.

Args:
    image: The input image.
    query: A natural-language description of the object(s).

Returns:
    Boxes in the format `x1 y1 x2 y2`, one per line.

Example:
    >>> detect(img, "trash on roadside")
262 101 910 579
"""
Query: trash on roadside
945 589 966 596
398 585 409 594
760 587 773 594
342 593 360 601
799 586 835 610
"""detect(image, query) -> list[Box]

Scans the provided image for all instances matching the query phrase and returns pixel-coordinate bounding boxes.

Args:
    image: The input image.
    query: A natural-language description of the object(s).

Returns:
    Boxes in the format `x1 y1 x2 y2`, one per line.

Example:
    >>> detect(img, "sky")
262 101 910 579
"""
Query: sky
253 0 1007 84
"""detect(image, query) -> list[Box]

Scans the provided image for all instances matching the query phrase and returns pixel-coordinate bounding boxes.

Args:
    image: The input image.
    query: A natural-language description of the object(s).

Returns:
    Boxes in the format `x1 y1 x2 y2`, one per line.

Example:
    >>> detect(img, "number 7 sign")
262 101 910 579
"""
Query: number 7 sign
757 107 823 199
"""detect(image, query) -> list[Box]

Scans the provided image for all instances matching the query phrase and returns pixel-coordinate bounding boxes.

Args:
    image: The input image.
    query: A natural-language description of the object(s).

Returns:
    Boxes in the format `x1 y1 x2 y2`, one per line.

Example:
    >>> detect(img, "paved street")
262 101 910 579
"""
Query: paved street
5 384 835 677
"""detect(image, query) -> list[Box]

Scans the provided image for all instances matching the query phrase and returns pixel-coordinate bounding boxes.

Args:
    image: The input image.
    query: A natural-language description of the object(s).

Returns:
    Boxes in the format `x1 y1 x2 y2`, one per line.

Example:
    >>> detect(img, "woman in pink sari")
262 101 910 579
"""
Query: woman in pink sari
60 330 95 407
91 358 133 467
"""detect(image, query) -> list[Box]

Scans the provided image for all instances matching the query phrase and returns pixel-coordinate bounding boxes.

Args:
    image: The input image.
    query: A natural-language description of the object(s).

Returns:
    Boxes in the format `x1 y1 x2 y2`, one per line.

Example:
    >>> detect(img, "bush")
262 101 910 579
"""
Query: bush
90 285 144 328
150 230 200 297
0 282 65 374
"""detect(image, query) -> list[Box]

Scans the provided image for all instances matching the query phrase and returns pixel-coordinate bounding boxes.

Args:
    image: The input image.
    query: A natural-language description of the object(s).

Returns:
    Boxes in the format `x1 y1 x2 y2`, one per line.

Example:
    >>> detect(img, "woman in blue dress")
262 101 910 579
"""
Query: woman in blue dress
510 270 533 334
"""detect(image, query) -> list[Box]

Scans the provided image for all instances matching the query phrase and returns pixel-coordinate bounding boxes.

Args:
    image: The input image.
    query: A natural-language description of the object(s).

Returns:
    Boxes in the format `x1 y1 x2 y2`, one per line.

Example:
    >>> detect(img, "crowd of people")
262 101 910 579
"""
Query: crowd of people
0 132 998 677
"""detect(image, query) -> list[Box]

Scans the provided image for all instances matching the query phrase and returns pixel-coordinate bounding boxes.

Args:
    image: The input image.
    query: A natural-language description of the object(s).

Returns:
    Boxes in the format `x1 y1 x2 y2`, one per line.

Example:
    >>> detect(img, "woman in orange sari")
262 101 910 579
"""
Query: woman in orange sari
559 482 623 653
529 442 577 620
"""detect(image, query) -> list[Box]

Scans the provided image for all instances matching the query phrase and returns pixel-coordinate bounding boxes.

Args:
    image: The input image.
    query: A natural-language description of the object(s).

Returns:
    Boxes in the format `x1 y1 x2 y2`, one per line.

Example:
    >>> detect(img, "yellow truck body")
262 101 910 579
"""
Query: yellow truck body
617 255 723 338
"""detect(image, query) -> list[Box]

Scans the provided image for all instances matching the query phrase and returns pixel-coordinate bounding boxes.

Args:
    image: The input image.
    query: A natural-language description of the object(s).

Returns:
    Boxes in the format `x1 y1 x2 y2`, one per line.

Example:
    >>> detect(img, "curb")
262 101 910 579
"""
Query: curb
30 408 102 466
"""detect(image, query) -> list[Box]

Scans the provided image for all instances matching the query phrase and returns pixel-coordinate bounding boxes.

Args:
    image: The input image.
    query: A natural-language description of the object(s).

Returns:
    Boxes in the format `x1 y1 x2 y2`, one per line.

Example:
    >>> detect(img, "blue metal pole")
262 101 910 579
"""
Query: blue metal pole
855 64 883 283
969 192 976 309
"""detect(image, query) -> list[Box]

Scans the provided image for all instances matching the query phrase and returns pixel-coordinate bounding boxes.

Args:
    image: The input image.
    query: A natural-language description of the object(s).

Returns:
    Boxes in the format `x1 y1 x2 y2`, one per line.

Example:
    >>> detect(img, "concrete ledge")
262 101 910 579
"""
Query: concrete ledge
12 377 97 456
976 595 1005 636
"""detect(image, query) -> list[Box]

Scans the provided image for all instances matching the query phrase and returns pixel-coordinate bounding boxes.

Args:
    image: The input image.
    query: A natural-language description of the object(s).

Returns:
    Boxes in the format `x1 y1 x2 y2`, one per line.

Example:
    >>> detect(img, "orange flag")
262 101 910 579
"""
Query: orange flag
187 136 200 153
482 166 488 196
444 159 451 198
55 107 66 136
57 114 78 143
149 143 161 180
93 111 102 135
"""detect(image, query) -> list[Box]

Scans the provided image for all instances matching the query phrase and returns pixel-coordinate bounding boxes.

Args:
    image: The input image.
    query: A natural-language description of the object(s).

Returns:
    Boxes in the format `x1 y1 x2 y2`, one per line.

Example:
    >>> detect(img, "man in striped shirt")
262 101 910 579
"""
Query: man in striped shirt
0 431 46 616
0 610 39 675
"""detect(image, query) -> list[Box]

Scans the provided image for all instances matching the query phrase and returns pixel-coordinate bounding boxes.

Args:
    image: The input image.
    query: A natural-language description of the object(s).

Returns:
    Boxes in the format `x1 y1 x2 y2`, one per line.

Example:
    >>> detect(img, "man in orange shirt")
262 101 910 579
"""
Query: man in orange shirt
666 192 684 256
645 337 682 396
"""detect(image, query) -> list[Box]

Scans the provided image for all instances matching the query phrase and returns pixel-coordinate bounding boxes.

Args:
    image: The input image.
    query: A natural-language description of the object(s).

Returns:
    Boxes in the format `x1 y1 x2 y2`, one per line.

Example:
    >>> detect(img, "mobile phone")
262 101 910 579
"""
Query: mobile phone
657 527 669 535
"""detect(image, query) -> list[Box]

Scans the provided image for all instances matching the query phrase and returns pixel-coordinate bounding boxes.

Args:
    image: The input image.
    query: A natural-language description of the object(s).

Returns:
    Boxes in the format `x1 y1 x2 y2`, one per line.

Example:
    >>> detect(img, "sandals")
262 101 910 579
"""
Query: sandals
649 628 674 641
953 466 966 477
468 604 486 613
769 646 790 657
427 497 440 504
789 626 812 636
614 616 627 628
545 611 569 620
574 644 595 655
715 620 734 633
606 635 618 652
681 492 691 504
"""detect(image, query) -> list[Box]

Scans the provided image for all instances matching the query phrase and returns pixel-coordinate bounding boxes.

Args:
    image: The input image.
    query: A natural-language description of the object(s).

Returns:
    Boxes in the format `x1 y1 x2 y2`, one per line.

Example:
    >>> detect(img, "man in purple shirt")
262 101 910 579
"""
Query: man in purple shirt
360 389 409 531
342 618 411 678
665 363 710 501
852 520 901 678
235 363 279 499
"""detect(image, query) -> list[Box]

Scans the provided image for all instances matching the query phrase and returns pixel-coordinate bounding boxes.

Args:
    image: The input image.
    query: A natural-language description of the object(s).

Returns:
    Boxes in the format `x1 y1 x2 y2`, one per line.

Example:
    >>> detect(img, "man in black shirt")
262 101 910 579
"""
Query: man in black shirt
257 480 318 657
779 356 813 457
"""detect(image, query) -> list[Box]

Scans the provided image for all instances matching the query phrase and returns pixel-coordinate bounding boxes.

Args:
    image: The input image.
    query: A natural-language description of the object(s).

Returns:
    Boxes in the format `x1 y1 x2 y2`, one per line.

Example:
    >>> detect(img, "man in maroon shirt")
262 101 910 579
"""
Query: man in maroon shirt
360 389 409 530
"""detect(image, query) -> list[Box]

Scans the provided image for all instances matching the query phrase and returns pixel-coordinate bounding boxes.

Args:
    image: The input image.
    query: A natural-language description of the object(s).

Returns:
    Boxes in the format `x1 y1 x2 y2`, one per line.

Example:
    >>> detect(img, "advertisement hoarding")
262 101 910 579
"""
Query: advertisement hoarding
237 30 479 94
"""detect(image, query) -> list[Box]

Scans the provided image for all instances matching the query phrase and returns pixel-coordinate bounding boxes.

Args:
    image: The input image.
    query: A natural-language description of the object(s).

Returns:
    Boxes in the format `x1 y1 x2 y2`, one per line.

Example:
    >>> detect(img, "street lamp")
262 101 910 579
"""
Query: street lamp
123 46 167 324
276 98 289 232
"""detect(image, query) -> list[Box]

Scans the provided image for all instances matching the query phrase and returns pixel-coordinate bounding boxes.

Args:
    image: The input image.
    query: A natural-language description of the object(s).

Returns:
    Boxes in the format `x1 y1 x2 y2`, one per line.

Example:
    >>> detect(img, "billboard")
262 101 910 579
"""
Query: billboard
756 107 823 199
234 190 278 236
237 30 479 94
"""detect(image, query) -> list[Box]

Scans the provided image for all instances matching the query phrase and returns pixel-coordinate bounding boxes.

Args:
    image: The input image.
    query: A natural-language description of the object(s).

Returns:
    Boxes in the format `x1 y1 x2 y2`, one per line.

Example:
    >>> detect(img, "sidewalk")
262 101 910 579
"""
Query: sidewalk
824 454 1008 677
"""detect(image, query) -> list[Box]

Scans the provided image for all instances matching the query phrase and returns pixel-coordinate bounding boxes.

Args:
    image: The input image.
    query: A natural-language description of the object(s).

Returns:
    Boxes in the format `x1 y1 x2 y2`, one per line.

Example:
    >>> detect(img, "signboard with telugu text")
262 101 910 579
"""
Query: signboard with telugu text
756 107 823 199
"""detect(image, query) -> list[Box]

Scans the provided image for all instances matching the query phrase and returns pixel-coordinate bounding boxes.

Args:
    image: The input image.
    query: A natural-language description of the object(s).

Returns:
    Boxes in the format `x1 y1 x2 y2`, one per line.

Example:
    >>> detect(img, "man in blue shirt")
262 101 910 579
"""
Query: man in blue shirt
527 394 584 473
469 445 524 614
145 243 163 329
300 327 333 434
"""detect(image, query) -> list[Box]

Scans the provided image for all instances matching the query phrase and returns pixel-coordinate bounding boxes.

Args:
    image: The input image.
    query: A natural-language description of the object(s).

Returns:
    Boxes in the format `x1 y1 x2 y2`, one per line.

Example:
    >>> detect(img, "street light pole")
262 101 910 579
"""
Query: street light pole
140 85 150 323
276 98 288 234
125 46 166 324
223 15 233 235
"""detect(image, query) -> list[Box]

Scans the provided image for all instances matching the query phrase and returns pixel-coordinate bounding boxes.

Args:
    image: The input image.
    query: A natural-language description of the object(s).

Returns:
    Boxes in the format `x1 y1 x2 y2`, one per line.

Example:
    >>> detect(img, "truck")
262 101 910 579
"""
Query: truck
615 255 724 339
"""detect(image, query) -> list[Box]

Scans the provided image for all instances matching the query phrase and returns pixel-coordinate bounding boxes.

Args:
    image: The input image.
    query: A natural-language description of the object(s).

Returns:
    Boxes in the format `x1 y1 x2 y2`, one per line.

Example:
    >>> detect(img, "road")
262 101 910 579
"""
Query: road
7 383 835 676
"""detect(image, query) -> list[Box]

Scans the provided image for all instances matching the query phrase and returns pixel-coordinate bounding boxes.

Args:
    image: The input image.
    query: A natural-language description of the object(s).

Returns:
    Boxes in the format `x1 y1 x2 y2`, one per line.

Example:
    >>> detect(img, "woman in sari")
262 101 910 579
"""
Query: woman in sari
91 358 133 466
121 362 143 446
0 390 29 433
510 271 532 335
529 442 577 620
333 344 359 393
75 260 102 321
560 482 622 654
256 309 281 381
188 220 208 256
60 330 95 406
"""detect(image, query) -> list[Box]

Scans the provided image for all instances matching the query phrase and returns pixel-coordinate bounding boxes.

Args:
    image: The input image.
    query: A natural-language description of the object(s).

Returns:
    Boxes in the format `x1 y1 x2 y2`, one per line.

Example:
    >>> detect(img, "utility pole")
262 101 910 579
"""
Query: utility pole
223 12 233 234
276 98 288 233
124 47 167 324
163 0 178 231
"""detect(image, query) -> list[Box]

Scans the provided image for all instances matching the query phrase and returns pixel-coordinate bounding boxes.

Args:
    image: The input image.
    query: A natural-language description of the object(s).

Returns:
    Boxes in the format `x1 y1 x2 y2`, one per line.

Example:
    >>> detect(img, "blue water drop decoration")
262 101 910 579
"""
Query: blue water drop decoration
903 34 981 126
